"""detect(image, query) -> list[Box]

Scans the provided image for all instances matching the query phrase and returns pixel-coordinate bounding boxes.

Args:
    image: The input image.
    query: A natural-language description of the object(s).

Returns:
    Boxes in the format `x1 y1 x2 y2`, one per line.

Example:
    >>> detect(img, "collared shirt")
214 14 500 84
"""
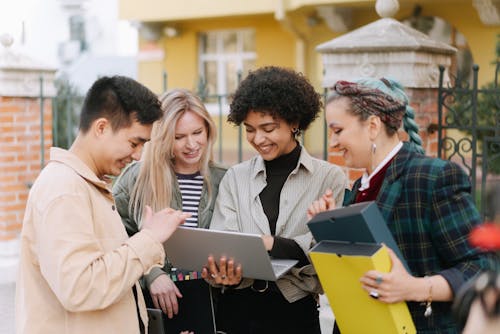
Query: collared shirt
210 146 348 302
359 141 403 191
16 147 165 334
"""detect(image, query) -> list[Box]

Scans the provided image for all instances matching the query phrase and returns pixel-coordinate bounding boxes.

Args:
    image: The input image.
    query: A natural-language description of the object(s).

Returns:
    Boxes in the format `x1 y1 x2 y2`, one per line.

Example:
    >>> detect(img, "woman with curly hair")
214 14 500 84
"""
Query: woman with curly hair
113 89 227 321
307 78 495 333
202 66 348 334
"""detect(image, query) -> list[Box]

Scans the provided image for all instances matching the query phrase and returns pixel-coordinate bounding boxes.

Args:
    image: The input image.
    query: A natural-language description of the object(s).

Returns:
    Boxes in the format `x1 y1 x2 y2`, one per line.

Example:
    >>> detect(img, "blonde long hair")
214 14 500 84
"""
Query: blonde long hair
130 88 217 225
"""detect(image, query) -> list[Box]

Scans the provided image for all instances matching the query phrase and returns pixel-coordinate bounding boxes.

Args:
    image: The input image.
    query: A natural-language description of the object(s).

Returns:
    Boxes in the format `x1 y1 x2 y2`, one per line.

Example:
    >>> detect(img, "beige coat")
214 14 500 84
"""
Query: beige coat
16 148 165 334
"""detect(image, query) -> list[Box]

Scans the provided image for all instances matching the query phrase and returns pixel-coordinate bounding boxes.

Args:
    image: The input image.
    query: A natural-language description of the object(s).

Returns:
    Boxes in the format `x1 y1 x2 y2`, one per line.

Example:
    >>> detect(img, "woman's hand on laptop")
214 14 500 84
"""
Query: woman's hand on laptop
202 255 242 286
261 235 274 251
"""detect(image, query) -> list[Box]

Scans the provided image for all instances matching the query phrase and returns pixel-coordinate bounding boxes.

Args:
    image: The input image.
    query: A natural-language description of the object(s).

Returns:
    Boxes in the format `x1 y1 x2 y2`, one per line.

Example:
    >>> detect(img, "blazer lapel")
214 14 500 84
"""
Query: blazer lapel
376 143 412 222
344 181 359 206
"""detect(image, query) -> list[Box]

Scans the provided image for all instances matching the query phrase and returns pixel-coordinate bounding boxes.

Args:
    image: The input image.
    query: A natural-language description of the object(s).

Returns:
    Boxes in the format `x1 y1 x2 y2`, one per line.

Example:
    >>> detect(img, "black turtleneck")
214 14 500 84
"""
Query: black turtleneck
259 143 309 266
261 143 301 233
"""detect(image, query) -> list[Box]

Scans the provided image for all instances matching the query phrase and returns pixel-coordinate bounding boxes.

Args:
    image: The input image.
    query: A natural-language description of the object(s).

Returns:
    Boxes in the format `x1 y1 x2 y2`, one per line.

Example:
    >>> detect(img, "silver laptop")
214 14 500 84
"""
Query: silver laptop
163 227 298 281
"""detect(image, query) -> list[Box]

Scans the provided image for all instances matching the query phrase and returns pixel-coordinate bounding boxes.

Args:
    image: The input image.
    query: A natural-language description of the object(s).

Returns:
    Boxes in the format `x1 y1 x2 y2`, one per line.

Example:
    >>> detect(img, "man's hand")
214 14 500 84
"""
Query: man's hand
141 205 191 243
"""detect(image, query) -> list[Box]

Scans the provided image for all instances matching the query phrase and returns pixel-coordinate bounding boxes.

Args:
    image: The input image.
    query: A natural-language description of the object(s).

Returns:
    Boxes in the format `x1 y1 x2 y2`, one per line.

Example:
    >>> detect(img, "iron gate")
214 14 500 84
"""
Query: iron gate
437 62 500 220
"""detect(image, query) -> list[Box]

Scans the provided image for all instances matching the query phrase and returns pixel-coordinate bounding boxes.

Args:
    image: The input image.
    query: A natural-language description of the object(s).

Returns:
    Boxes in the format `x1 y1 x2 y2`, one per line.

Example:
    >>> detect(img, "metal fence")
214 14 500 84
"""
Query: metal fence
42 65 500 218
48 72 329 166
437 62 500 219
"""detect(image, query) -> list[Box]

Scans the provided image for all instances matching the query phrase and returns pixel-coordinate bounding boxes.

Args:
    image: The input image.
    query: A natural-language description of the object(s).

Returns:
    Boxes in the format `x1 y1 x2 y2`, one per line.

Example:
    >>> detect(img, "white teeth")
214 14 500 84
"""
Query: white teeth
184 150 199 157
259 145 272 153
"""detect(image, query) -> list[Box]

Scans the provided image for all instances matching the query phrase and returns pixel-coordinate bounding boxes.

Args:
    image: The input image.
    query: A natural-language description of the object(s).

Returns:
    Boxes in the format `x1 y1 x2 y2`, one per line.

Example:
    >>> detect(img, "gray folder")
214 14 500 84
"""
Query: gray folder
307 201 409 271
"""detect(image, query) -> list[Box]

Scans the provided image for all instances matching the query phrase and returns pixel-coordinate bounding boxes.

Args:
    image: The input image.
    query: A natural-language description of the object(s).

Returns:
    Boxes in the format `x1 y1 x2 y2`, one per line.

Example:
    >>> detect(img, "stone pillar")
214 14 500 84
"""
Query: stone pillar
316 2 456 184
0 34 56 285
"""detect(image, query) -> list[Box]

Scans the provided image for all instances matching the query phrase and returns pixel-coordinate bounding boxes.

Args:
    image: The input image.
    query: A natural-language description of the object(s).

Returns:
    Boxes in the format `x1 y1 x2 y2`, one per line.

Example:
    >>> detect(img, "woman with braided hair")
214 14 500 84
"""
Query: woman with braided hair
307 78 496 333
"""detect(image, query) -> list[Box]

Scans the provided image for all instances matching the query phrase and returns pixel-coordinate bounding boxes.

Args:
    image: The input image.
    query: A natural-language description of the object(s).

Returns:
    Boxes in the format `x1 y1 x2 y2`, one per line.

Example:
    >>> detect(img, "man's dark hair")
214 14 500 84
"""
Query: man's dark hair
228 66 322 131
79 76 162 133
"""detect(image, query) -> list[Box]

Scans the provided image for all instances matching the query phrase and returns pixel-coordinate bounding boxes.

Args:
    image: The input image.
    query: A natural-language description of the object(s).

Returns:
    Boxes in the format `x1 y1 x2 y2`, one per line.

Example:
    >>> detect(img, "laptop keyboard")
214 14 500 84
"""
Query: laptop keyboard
271 262 290 273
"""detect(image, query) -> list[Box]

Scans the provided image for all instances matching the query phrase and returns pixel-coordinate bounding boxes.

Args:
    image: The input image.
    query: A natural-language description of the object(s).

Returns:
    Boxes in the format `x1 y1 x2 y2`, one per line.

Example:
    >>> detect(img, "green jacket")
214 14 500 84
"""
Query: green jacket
112 161 227 288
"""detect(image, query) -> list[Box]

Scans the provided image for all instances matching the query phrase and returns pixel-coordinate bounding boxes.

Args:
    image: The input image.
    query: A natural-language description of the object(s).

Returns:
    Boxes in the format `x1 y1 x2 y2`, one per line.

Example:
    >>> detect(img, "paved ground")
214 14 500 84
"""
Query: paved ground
0 283 15 334
3 283 334 334
319 294 335 333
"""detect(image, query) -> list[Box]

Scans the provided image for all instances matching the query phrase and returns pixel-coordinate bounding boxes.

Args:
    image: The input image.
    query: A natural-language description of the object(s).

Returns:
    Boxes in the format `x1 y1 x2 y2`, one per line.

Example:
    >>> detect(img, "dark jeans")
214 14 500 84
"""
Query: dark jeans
142 280 217 334
215 283 321 334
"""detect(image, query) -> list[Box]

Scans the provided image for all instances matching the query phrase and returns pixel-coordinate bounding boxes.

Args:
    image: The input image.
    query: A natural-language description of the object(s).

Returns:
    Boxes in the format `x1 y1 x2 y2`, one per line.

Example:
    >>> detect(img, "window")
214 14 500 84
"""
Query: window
69 15 88 51
198 29 256 111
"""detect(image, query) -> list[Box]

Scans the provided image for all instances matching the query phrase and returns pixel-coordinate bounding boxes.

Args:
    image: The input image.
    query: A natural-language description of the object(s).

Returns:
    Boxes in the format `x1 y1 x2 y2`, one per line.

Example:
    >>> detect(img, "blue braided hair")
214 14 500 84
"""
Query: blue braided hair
329 77 425 155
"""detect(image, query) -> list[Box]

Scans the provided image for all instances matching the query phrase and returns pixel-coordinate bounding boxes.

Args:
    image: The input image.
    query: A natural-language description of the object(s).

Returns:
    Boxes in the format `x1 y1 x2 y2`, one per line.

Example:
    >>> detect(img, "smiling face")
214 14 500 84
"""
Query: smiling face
172 110 208 174
243 110 297 161
97 118 152 178
325 97 373 170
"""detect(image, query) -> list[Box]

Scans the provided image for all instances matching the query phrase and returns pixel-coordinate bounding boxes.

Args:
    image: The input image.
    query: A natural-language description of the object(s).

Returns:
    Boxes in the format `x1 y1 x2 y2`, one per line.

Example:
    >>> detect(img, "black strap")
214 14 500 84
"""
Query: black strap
132 285 146 334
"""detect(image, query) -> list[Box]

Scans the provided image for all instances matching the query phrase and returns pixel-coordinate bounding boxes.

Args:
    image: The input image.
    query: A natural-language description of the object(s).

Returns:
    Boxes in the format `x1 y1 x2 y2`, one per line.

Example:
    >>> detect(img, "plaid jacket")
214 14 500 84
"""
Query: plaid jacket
344 142 495 334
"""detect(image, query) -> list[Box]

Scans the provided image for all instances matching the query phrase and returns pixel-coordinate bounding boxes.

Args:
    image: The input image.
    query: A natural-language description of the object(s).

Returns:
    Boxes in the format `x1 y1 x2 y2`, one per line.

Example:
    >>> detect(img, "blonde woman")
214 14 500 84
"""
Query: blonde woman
113 88 227 319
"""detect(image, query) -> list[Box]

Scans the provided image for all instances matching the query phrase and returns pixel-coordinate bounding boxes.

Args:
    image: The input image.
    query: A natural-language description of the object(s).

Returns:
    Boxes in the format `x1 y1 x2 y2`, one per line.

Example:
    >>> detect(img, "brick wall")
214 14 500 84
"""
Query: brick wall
0 87 438 231
0 96 52 241
328 87 439 186
406 88 439 158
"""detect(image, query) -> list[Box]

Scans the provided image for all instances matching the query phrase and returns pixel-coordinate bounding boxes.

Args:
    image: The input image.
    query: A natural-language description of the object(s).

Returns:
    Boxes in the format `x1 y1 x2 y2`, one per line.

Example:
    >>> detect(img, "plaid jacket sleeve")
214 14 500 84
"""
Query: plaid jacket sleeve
381 151 495 293
347 143 497 331
427 160 494 293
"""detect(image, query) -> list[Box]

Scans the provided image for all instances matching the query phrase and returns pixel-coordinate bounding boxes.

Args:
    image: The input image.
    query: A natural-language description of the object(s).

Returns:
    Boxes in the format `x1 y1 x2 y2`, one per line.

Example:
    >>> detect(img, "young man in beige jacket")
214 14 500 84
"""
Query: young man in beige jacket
15 76 190 334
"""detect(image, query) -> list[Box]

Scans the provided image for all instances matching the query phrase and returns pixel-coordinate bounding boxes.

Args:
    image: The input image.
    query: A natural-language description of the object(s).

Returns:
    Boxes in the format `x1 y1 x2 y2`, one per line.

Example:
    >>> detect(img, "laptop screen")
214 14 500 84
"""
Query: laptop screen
163 227 297 281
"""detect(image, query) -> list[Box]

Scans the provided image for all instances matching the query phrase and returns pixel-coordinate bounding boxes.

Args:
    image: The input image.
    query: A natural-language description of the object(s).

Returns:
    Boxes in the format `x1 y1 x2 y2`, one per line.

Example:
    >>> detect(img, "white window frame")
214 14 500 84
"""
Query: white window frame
198 29 256 115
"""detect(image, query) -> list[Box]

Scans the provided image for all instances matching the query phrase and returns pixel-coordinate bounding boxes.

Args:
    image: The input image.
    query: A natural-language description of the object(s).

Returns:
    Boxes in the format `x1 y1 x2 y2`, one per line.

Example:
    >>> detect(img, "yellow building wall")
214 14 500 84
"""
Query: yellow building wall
120 0 377 22
131 0 498 164
414 2 499 87
138 15 299 164
134 1 498 90
120 0 274 22
152 15 296 92
333 2 498 87
137 62 164 94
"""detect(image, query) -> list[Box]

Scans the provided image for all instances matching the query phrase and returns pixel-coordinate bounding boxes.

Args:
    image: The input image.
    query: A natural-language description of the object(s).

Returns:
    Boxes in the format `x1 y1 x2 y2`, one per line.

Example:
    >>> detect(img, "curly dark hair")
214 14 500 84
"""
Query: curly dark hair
228 66 322 131
79 75 162 133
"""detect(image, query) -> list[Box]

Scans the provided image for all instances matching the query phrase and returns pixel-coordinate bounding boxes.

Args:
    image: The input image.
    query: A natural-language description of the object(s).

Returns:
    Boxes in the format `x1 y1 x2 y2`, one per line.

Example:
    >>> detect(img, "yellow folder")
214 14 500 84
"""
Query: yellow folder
310 241 416 334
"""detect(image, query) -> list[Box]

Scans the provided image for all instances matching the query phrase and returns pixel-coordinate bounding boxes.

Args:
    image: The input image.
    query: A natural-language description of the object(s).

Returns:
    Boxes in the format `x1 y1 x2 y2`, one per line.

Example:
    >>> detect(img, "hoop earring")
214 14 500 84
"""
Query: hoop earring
292 128 299 135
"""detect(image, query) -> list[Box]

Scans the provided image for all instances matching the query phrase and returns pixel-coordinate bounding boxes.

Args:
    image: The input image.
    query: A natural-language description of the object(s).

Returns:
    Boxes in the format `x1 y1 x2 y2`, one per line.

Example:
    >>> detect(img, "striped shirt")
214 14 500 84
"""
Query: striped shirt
176 172 203 228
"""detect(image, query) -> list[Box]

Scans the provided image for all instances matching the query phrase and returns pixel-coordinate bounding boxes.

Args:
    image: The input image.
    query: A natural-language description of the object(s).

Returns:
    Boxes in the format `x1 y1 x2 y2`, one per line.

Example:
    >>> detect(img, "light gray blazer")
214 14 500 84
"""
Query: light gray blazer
210 146 348 302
